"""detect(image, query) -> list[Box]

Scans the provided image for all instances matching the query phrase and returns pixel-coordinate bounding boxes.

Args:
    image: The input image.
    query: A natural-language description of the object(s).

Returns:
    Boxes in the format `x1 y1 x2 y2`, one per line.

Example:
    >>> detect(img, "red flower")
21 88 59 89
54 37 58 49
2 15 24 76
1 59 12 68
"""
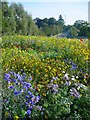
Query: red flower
80 38 83 43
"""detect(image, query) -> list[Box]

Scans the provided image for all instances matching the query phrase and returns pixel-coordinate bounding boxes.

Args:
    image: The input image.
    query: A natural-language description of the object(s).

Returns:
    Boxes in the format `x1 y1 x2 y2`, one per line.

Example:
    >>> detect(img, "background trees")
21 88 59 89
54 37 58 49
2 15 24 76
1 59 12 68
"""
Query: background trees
2 2 38 36
34 15 65 36
1 2 89 38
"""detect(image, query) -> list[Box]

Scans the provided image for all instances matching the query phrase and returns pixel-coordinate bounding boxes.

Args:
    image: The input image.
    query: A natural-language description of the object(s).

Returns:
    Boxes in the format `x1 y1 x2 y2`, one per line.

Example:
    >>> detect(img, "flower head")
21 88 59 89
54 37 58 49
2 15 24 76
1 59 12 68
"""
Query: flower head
14 115 19 120
26 110 31 115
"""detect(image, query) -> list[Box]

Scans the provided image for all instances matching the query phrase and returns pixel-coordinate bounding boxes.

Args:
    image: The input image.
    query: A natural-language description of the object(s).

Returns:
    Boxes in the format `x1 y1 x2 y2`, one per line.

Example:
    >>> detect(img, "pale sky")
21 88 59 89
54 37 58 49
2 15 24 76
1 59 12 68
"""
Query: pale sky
7 0 89 25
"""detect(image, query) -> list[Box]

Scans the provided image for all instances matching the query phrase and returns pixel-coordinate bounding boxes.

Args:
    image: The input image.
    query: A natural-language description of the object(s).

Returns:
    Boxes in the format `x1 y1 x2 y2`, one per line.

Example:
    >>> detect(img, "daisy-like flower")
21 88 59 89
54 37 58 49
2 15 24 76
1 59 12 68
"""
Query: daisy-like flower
64 73 69 80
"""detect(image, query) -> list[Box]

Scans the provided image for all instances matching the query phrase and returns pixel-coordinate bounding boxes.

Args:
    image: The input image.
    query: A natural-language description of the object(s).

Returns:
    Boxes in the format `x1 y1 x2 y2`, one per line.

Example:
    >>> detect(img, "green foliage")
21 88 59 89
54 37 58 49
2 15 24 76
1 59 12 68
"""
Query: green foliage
34 15 65 36
2 2 38 36
74 20 89 37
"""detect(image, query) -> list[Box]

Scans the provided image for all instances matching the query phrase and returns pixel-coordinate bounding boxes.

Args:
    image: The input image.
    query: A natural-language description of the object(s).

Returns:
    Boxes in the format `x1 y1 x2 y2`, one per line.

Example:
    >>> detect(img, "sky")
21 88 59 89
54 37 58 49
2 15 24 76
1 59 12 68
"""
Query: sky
6 0 89 25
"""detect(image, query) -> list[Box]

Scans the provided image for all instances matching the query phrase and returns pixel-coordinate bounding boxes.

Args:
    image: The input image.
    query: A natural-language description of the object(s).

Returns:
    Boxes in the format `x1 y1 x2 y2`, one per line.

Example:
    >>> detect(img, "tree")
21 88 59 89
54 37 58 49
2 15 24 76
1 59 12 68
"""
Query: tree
74 20 88 37
58 15 64 25
70 26 79 38
48 17 56 25
2 2 15 35
2 2 38 36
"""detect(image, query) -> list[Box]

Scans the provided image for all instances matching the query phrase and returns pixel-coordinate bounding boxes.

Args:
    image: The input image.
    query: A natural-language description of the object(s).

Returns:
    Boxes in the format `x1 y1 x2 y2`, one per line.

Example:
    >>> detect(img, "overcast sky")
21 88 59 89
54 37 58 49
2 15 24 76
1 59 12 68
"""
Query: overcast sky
7 0 89 25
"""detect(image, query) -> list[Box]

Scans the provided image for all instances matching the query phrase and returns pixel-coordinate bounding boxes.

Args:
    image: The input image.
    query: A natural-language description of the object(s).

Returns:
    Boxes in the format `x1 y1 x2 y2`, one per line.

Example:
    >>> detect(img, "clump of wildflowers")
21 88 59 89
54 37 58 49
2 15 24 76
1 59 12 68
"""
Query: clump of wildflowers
3 71 41 119
47 77 59 94
70 87 80 98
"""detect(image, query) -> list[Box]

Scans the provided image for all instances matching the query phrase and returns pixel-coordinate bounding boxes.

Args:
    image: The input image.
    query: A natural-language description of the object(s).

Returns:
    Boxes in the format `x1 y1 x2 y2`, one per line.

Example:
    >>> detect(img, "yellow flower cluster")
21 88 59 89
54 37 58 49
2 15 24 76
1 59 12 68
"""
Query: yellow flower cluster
1 36 89 87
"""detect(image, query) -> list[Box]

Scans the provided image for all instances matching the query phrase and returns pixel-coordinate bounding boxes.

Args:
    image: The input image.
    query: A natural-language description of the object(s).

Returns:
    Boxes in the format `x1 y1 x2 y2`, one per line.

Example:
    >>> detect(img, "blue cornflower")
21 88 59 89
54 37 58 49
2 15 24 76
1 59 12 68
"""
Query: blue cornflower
23 85 28 90
8 86 14 89
26 110 31 115
28 91 32 96
5 73 10 78
26 95 30 99
4 73 11 81
16 82 19 85
26 83 31 88
25 102 28 106
36 96 40 102
23 82 27 85
71 62 78 70
14 91 19 95
17 74 23 81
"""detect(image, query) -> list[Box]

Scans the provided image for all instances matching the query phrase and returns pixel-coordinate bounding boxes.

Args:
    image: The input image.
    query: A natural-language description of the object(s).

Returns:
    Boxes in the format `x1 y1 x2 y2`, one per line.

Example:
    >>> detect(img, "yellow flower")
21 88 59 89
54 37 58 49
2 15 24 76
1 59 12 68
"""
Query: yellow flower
37 88 40 91
14 116 19 120
5 111 9 118
42 93 46 96
8 82 12 87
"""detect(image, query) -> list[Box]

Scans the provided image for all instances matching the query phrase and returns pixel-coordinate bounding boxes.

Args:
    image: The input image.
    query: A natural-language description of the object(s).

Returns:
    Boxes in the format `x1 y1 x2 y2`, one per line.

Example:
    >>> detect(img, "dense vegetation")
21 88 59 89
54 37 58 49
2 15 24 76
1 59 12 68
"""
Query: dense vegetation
1 2 38 36
1 36 90 119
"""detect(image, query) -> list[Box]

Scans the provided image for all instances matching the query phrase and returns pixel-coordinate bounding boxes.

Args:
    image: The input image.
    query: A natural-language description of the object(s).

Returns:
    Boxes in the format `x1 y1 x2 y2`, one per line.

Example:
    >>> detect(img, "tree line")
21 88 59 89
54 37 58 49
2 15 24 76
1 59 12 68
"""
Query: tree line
1 2 89 38
34 15 64 36
1 2 38 36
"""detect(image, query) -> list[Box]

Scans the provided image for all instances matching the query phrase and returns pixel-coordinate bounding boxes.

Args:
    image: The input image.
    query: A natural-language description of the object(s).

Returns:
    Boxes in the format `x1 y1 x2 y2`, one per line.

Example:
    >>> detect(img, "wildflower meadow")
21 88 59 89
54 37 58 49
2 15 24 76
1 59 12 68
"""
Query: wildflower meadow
1 36 90 120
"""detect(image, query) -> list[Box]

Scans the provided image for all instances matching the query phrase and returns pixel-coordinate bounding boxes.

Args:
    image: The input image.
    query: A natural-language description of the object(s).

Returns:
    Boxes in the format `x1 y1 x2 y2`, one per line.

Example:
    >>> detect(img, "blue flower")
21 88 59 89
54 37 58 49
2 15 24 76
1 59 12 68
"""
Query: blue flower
25 102 28 106
4 73 11 81
5 73 10 78
36 96 40 102
26 83 31 88
23 82 27 85
28 106 32 111
17 74 23 81
16 82 19 85
14 91 19 95
70 62 78 70
26 110 31 115
28 91 32 96
8 86 14 89
26 95 30 99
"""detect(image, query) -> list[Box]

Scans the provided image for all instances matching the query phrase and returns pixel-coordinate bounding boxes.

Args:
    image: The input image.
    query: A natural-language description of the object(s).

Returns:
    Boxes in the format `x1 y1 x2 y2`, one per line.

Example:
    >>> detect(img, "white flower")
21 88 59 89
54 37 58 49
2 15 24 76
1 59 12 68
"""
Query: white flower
76 76 79 79
64 73 69 80
71 77 75 80
62 71 65 73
